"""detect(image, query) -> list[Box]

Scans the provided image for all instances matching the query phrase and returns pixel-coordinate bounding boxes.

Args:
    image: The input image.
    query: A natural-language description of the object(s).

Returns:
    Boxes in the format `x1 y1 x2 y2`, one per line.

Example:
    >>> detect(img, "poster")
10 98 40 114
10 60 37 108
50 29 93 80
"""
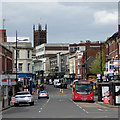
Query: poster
102 86 109 100
115 86 120 104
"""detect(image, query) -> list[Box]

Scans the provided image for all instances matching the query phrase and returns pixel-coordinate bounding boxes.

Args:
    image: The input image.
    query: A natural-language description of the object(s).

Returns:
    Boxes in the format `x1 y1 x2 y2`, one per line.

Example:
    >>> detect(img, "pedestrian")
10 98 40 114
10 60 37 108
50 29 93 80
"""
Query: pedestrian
8 89 13 105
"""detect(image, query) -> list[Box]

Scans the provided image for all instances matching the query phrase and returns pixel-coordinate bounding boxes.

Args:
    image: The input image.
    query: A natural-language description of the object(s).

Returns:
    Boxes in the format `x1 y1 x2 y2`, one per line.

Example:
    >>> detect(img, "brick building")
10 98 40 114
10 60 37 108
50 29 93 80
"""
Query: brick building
33 24 47 48
0 29 7 43
0 43 16 108
0 44 13 74
81 47 102 79
70 40 101 79
104 26 120 79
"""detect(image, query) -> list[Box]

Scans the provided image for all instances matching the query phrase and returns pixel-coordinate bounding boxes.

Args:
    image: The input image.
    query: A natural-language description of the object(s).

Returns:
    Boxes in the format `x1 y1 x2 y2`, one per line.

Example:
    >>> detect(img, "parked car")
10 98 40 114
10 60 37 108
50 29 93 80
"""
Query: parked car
14 91 34 106
38 91 49 99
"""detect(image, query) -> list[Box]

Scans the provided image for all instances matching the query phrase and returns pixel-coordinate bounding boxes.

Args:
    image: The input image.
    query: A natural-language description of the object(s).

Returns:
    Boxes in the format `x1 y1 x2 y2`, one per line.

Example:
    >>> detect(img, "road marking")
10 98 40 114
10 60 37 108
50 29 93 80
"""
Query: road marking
98 109 103 111
39 111 41 112
85 110 88 113
83 109 85 111
40 108 42 110
79 106 82 109
72 99 88 114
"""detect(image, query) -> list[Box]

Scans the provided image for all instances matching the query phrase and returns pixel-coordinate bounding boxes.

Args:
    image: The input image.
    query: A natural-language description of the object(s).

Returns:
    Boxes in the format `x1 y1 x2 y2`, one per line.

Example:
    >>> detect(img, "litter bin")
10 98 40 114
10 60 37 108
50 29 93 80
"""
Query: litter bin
103 96 109 104
109 81 120 105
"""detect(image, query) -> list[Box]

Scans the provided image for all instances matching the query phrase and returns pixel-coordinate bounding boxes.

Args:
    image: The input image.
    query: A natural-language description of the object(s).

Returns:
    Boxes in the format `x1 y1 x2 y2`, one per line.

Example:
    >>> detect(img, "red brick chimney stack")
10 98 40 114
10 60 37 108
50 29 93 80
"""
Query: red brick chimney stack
0 29 7 43
118 25 120 37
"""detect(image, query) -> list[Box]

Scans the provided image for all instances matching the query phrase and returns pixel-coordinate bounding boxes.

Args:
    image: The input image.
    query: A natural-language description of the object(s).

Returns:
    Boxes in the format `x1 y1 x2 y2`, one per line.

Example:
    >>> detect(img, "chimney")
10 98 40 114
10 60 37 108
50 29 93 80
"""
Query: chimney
96 41 99 44
118 25 120 37
38 24 41 31
45 24 47 31
86 40 91 43
0 29 7 42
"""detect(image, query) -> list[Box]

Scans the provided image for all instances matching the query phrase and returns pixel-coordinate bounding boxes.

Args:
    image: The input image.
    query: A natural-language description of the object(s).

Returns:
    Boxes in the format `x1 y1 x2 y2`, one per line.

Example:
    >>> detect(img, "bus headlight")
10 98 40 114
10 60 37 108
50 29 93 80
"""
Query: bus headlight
90 96 93 99
75 95 78 98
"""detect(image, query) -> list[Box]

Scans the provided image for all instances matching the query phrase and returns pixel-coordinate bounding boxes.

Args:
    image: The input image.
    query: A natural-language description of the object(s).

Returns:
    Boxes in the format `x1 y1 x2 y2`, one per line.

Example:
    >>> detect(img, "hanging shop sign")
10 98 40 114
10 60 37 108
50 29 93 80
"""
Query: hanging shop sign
0 75 16 86
113 59 120 68
97 74 101 80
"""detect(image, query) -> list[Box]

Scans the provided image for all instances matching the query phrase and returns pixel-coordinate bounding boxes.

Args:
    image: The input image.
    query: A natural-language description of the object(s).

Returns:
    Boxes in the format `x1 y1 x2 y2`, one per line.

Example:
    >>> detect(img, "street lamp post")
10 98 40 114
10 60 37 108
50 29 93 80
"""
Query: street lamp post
86 50 87 80
100 42 103 82
16 31 18 82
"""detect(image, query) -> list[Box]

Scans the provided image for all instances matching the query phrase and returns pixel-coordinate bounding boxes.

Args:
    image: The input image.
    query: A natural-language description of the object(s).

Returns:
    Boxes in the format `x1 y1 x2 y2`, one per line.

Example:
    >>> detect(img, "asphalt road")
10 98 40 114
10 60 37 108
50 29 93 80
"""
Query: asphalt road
2 85 119 118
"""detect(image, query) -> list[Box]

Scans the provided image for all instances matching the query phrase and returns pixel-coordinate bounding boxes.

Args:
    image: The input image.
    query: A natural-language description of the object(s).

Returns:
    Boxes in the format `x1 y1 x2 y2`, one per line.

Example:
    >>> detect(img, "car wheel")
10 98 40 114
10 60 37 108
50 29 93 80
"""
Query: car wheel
47 97 49 99
14 103 19 107
30 102 34 106
38 97 40 99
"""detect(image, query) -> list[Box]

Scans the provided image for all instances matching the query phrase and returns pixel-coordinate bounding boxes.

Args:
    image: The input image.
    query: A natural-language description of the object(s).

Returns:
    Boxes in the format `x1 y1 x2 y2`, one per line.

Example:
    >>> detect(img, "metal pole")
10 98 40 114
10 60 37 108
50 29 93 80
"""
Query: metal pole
16 30 18 82
100 42 102 82
117 42 119 73
86 50 87 80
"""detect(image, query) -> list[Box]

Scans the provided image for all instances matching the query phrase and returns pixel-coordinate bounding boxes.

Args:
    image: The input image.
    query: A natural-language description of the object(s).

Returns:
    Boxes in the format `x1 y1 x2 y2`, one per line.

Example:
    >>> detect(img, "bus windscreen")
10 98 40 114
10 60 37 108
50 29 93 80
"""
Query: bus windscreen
75 84 93 95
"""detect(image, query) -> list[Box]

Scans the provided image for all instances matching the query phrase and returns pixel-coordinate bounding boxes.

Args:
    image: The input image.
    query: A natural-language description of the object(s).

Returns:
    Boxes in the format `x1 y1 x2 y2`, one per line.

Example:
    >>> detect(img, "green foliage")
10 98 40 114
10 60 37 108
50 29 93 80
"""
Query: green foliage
89 51 105 75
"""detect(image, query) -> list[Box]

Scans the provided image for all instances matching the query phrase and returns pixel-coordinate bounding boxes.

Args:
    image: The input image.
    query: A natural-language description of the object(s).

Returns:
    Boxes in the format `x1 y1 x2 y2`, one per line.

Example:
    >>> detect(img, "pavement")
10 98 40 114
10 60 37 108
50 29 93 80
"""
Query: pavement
94 96 118 108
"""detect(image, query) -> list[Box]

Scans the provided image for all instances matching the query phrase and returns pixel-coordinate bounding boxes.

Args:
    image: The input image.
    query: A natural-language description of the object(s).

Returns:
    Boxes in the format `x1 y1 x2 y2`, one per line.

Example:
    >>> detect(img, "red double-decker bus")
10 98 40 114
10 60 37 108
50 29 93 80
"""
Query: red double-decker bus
73 80 94 102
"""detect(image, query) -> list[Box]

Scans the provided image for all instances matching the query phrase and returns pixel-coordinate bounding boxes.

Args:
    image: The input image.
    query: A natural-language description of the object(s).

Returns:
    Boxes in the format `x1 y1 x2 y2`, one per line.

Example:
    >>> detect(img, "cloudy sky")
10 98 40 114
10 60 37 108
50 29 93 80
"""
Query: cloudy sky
1 1 119 45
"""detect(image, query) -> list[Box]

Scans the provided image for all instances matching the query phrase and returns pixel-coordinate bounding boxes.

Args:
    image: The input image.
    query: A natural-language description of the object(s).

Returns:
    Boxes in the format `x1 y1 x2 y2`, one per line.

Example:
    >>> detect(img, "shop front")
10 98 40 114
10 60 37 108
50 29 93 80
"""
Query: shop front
17 73 33 94
0 74 16 108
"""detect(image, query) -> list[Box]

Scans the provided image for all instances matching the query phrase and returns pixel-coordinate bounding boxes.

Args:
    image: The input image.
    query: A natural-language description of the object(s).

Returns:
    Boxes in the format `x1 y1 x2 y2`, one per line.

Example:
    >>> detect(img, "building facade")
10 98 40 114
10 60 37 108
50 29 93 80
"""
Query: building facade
3 40 33 92
104 31 120 80
0 43 16 108
49 52 69 79
69 40 101 80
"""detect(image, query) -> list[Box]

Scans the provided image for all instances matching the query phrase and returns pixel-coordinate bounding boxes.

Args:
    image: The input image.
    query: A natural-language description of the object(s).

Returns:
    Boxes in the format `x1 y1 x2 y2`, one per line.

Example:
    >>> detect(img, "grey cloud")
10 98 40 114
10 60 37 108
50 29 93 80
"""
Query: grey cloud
2 2 118 45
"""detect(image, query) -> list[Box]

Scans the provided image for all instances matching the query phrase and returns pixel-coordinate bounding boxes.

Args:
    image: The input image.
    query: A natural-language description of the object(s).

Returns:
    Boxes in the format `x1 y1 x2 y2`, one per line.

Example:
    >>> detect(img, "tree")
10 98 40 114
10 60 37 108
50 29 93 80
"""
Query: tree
89 51 105 75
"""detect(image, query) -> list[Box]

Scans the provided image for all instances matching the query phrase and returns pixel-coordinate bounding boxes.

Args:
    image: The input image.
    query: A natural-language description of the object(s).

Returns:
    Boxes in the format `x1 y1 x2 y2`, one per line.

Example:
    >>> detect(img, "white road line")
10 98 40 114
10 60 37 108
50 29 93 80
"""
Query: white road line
86 111 89 114
72 99 88 114
39 111 41 112
79 106 82 109
98 109 103 111
83 109 85 111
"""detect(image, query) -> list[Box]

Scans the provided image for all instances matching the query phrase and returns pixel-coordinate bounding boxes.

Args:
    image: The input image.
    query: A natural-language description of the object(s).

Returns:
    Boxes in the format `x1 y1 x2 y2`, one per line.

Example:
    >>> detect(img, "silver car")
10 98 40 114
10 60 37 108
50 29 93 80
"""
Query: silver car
14 91 34 106
38 91 49 99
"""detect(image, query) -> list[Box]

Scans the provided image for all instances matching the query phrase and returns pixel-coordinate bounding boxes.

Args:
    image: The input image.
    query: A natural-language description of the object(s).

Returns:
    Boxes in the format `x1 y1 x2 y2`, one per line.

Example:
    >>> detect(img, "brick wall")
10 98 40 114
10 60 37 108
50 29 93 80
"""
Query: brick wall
0 45 13 74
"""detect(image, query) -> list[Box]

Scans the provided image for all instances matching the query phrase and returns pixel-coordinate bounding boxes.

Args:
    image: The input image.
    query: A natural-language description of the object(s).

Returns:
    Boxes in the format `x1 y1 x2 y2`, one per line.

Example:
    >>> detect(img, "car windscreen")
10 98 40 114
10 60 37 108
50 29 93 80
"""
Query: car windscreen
40 91 47 93
75 84 93 95
16 92 30 95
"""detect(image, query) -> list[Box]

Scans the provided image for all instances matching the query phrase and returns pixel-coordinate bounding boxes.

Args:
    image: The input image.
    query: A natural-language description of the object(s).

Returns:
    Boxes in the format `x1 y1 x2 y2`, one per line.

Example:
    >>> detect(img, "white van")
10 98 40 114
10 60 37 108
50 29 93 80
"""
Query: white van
54 79 60 87
49 79 53 85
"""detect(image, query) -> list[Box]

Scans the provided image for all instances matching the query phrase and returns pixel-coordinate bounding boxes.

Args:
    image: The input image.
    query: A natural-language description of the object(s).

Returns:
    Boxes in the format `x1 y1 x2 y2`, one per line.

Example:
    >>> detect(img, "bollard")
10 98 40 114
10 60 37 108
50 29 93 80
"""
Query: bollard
61 89 63 93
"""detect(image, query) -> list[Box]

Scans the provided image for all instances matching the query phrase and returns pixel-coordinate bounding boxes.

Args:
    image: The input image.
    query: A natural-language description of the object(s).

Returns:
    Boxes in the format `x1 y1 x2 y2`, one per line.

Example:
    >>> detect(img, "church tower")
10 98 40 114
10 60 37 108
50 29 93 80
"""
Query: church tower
33 24 47 48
